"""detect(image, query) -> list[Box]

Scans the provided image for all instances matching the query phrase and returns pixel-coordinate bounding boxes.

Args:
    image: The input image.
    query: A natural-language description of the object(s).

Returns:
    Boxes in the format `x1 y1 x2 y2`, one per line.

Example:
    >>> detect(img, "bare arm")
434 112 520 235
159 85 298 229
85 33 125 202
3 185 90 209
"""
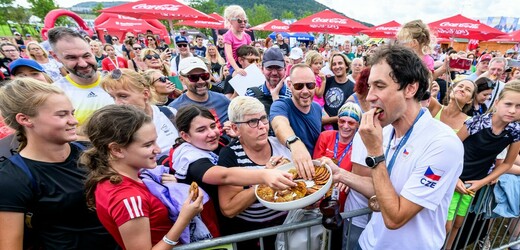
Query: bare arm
271 115 315 180
202 166 295 189
224 44 240 72
314 74 326 98
330 160 375 198
218 185 256 218
119 191 203 250
0 212 24 250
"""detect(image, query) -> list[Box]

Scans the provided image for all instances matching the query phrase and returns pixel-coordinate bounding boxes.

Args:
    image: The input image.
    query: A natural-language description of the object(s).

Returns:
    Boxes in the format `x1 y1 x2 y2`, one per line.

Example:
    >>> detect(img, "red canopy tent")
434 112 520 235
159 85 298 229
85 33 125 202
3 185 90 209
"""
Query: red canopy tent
175 12 224 29
428 14 506 41
250 19 290 32
361 20 401 38
490 29 520 42
288 9 368 35
99 0 216 21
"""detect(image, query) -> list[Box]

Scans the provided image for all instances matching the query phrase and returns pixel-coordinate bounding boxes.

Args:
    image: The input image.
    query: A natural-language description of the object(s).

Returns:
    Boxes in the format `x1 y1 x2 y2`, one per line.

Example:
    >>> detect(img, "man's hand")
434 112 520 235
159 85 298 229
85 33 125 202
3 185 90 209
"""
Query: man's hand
290 142 315 180
359 108 384 156
268 76 286 100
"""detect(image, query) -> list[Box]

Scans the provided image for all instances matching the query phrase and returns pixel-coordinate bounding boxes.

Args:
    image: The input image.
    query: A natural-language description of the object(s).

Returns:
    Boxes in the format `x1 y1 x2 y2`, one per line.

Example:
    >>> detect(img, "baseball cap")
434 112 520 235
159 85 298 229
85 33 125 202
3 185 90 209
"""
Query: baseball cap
262 47 285 68
289 47 303 60
9 58 45 74
14 32 21 36
26 34 31 37
179 57 207 75
337 102 362 123
175 36 188 44
478 54 492 63
506 49 515 54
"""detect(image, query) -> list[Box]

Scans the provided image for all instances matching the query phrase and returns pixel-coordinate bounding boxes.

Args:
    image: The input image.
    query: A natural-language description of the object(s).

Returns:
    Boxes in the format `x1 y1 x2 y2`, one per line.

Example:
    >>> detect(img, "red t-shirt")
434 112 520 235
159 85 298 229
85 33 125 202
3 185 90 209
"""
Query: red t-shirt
313 130 353 211
95 176 173 249
101 56 129 72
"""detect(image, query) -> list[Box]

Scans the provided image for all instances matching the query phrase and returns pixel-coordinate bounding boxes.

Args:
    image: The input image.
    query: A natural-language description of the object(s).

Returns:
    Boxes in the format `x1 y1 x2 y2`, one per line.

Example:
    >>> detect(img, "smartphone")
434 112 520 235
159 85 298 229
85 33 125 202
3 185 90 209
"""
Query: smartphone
449 58 472 70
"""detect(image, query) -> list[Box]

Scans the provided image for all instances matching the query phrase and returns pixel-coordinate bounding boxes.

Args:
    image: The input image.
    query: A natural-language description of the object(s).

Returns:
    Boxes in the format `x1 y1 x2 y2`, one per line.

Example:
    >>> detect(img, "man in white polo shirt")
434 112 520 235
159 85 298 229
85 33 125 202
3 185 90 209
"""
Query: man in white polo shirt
329 44 463 249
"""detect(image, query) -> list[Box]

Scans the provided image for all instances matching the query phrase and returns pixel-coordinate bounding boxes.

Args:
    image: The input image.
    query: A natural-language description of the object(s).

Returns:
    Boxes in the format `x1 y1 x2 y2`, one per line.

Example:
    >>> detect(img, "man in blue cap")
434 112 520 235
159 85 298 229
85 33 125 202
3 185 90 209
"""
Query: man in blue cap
171 36 195 75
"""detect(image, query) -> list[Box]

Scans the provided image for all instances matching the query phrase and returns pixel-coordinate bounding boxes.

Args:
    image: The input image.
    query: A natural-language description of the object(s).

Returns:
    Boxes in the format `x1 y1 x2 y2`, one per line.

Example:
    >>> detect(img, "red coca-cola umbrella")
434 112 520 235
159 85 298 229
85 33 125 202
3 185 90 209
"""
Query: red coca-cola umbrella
95 14 165 34
99 0 216 22
288 9 368 35
175 13 225 29
361 20 401 38
250 19 290 32
428 14 505 41
490 29 520 42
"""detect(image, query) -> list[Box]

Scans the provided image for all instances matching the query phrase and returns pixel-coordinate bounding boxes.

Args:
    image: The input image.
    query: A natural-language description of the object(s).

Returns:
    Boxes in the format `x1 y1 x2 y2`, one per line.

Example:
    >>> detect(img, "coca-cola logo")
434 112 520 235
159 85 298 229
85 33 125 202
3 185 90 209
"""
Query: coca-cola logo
375 26 399 31
439 22 479 29
271 25 289 30
132 4 181 11
437 28 470 36
312 17 347 24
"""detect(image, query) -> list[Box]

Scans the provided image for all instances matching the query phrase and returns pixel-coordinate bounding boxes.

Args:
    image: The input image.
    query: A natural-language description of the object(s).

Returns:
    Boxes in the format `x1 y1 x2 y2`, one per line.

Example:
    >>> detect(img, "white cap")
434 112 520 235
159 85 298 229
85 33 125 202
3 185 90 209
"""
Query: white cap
289 47 303 60
179 57 208 75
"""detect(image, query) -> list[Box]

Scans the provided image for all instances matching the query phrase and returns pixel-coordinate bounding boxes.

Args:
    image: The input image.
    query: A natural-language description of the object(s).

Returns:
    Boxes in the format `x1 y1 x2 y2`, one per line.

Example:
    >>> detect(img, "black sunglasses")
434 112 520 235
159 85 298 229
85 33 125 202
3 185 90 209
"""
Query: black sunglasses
292 82 316 90
152 76 169 84
144 54 160 60
232 18 248 24
111 68 122 80
133 47 142 50
184 72 210 82
235 115 269 128
177 43 188 48
112 38 118 41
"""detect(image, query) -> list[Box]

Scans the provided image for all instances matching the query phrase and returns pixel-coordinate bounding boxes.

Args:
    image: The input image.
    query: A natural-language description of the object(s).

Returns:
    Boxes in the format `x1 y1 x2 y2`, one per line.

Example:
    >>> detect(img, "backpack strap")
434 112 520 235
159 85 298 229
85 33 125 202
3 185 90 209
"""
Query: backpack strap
8 154 38 193
250 86 264 98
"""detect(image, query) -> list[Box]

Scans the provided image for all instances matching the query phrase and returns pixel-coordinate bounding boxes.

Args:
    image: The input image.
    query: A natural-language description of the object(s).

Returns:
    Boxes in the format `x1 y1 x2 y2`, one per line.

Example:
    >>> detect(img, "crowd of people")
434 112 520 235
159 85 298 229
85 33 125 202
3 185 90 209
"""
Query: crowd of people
0 4 520 250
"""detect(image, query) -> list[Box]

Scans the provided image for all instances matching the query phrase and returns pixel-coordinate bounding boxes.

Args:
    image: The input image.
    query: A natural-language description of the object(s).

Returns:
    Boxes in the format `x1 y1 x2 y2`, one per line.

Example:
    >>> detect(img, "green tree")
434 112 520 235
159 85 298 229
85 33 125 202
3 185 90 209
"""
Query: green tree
246 4 272 39
27 0 59 20
189 0 219 15
281 10 295 20
300 11 313 19
9 6 31 35
0 0 14 24
92 3 104 17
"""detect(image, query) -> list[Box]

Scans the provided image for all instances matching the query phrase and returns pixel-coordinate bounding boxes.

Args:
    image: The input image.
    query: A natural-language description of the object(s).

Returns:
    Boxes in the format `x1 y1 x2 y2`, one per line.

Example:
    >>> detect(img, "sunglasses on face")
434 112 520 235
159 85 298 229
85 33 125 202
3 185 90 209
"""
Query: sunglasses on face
152 76 169 84
244 57 260 64
235 115 269 128
112 38 118 41
292 82 316 90
231 18 248 24
177 43 188 48
144 54 160 60
127 36 135 39
148 38 155 41
184 72 210 82
133 47 142 50
338 119 357 127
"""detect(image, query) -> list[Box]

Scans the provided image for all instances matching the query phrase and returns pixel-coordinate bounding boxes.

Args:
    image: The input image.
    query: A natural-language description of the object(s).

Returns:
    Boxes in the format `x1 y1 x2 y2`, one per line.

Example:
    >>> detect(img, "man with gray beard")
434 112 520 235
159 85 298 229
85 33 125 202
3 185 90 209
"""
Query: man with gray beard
49 27 114 139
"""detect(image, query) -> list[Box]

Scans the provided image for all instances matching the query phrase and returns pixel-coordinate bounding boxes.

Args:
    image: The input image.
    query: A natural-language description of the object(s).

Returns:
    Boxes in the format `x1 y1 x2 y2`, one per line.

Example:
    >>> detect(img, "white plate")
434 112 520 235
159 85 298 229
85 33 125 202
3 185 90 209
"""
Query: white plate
255 160 332 211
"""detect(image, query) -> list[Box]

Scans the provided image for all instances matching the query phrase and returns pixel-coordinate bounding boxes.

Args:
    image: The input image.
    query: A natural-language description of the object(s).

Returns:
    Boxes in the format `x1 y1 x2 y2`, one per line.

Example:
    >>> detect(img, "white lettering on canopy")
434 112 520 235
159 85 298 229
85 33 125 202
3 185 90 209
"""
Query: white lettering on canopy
375 26 399 31
312 17 347 24
439 22 479 29
310 24 340 30
271 25 289 30
437 28 471 36
132 4 181 11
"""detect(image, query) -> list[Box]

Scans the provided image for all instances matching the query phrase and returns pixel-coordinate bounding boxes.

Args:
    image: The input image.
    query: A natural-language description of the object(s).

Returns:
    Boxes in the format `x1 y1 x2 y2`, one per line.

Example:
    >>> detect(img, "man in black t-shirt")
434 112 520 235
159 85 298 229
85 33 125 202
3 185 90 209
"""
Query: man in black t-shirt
193 34 207 57
275 33 290 56
323 53 355 129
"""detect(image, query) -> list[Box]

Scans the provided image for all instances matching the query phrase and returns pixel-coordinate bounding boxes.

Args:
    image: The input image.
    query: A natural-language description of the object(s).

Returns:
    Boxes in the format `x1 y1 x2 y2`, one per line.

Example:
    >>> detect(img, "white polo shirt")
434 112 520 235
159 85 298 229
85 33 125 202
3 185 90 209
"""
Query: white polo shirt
354 108 464 249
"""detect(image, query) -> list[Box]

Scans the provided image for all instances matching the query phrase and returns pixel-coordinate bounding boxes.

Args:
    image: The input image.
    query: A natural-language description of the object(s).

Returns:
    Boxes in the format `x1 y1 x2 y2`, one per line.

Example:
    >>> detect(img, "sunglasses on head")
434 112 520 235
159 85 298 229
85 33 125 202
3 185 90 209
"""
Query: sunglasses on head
231 18 248 24
144 54 160 60
177 43 188 48
184 72 210 82
152 76 169 84
292 82 316 90
110 68 122 80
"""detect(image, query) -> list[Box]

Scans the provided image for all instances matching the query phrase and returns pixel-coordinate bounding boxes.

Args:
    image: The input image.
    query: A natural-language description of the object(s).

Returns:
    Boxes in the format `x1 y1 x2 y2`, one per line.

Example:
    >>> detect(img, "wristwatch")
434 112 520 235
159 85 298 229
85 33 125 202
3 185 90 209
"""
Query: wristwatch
285 135 301 148
365 155 385 168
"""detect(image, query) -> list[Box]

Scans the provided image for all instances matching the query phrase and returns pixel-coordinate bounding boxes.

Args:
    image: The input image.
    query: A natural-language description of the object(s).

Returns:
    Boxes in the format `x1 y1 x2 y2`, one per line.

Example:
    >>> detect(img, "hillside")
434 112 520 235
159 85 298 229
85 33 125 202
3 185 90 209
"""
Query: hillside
70 0 372 27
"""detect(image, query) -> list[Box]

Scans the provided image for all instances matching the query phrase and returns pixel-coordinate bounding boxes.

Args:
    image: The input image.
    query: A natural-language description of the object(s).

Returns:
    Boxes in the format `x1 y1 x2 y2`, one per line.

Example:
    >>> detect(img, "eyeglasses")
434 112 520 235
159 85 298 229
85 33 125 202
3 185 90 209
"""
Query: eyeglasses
338 119 357 127
265 66 284 73
292 82 316 90
152 76 169 84
127 36 134 39
147 38 155 41
177 43 188 48
235 115 269 128
144 54 160 60
2 49 17 53
184 72 210 82
242 57 260 64
112 38 118 41
231 18 248 24
133 47 142 50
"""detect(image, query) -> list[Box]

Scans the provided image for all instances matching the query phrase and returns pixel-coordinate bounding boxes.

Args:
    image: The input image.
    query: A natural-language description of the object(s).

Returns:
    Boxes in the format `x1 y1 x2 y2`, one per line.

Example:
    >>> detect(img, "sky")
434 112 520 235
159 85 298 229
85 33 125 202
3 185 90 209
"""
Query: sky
12 0 520 25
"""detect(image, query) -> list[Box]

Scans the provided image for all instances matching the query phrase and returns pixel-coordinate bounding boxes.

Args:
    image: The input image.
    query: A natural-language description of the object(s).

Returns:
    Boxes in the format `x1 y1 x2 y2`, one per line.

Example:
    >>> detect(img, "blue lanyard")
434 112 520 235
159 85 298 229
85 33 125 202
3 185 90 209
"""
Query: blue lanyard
333 132 353 166
384 109 425 175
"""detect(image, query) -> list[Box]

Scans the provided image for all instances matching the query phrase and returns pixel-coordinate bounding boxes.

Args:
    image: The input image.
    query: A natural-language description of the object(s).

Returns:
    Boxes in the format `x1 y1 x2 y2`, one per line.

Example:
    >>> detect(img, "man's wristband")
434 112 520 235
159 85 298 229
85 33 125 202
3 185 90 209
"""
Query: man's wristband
162 235 178 246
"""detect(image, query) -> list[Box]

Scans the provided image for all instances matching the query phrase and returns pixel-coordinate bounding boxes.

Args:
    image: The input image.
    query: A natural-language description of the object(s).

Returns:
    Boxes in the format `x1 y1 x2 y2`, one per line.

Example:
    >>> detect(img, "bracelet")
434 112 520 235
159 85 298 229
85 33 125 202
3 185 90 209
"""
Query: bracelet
162 235 178 246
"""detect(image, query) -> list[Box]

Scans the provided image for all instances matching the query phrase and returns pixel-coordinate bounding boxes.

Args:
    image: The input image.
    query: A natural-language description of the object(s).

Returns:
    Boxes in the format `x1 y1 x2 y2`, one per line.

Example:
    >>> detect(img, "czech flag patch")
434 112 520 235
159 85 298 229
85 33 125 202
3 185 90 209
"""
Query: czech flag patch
424 167 443 181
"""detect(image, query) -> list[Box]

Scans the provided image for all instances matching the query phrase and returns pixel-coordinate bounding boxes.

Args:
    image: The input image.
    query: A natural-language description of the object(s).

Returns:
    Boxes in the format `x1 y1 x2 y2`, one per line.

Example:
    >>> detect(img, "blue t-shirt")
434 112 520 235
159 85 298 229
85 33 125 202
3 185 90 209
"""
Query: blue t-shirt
269 98 322 154
168 91 230 124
